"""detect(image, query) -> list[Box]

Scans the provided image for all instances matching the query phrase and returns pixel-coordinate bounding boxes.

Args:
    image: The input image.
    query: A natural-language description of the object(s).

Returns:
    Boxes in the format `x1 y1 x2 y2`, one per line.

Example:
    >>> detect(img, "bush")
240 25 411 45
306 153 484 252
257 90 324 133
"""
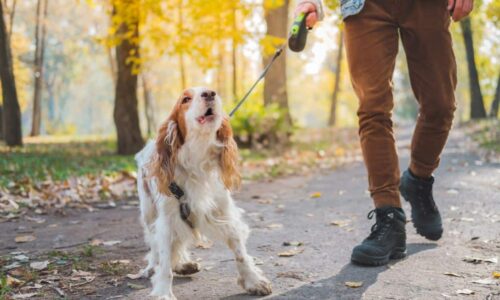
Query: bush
229 98 291 149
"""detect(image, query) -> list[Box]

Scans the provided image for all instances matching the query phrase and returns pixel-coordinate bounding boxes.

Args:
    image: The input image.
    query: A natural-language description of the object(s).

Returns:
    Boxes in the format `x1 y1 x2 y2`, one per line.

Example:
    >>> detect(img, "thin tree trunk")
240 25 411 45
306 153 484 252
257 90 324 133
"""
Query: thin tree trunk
31 0 48 136
329 28 343 127
231 3 238 100
460 18 486 119
490 72 500 118
0 1 22 146
141 72 156 135
113 3 144 155
263 0 291 126
106 46 117 87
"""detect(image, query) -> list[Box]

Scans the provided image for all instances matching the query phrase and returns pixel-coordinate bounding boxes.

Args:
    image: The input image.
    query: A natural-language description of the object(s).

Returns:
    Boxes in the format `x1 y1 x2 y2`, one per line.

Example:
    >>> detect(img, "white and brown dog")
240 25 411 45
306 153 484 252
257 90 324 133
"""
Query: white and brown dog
135 87 272 299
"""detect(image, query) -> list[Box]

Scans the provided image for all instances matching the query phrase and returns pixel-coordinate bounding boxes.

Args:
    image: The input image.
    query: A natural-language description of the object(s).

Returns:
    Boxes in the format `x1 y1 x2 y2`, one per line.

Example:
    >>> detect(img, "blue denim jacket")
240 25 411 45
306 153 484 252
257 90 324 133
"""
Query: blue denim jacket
340 0 365 19
298 0 365 20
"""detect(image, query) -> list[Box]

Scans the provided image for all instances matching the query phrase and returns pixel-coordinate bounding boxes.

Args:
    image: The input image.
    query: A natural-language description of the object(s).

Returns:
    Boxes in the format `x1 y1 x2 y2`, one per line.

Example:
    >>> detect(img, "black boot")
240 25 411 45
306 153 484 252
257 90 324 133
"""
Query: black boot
351 207 407 266
400 169 443 241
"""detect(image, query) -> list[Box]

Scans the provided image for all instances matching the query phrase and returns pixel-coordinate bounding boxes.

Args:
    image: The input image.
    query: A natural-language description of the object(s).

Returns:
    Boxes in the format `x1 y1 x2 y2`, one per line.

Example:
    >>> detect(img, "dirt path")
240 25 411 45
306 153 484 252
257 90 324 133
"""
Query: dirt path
1 127 499 300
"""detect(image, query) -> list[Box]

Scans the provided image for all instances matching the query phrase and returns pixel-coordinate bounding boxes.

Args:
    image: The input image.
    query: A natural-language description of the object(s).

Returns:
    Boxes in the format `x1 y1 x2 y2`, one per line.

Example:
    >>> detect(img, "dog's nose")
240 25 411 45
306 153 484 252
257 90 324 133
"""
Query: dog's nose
201 90 216 101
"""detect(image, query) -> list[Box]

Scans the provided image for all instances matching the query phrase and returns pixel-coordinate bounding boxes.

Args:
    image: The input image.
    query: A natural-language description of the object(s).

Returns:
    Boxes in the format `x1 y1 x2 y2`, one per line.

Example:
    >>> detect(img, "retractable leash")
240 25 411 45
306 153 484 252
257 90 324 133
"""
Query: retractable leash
228 12 310 118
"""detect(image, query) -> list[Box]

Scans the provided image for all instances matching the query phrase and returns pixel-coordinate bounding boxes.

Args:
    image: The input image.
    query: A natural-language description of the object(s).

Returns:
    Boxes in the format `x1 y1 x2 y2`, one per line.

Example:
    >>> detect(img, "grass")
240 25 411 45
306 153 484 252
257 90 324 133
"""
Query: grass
0 136 136 188
465 119 500 153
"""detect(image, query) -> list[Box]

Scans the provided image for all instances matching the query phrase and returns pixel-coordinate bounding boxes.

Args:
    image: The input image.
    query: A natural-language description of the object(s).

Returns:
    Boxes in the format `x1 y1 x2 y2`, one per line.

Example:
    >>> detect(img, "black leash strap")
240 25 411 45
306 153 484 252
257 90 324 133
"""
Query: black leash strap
169 182 194 228
228 46 285 118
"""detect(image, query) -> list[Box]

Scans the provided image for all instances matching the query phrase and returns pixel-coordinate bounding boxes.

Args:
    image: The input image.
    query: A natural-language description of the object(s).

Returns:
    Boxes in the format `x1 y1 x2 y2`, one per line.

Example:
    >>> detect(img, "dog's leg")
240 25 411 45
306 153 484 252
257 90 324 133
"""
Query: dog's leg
172 239 200 276
150 205 176 300
221 202 272 296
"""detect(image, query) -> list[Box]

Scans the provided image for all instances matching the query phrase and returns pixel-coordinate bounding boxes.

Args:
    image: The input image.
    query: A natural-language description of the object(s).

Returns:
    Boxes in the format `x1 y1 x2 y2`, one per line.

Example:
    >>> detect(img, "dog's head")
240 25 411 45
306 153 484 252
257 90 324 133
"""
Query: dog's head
153 87 240 195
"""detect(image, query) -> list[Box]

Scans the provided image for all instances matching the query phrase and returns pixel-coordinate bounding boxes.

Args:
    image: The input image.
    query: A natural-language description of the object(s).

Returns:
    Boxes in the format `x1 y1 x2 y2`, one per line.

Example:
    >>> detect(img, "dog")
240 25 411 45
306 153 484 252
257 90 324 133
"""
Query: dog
135 87 272 299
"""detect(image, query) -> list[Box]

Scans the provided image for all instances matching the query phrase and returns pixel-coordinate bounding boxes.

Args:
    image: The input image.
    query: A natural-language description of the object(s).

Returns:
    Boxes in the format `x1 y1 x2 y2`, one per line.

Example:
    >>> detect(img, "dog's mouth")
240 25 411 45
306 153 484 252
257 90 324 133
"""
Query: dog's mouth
197 108 216 124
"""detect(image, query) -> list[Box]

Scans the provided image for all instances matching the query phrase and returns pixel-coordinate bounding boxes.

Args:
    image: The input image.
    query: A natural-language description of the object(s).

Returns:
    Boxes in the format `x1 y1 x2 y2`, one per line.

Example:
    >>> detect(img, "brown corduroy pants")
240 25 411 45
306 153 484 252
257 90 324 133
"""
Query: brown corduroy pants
344 0 457 208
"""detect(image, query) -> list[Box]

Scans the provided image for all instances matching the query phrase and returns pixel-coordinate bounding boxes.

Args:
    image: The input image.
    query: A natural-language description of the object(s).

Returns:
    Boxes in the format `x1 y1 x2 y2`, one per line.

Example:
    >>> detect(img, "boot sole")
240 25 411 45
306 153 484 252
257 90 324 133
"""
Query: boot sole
351 247 407 266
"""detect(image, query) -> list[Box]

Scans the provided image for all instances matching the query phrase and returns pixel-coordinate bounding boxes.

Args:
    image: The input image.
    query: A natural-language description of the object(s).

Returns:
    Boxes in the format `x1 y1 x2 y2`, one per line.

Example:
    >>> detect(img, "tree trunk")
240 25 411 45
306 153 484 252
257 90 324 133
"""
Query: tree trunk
113 4 144 155
329 28 343 127
490 72 500 118
141 72 156 135
460 18 487 119
0 1 22 146
31 0 48 136
263 0 292 126
231 3 238 100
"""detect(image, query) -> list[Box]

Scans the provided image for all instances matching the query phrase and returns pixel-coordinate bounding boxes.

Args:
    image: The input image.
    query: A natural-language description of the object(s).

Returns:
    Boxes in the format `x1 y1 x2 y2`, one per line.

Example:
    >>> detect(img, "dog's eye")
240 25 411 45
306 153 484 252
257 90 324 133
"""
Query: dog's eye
182 96 191 104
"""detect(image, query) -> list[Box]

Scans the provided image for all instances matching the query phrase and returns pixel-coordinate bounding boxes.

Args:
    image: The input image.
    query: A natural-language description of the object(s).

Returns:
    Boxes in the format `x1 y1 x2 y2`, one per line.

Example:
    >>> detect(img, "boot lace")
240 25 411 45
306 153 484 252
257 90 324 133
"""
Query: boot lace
367 209 394 241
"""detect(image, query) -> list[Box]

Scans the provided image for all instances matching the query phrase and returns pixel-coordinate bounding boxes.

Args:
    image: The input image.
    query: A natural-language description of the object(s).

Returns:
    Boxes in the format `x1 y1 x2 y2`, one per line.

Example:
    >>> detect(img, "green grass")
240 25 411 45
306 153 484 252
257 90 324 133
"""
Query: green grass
0 137 135 188
466 119 500 153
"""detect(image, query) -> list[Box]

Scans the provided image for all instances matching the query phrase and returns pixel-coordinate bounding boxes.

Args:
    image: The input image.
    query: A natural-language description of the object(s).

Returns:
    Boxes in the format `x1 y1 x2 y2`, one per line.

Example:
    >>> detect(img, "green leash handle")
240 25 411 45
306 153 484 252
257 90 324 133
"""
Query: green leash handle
288 12 310 52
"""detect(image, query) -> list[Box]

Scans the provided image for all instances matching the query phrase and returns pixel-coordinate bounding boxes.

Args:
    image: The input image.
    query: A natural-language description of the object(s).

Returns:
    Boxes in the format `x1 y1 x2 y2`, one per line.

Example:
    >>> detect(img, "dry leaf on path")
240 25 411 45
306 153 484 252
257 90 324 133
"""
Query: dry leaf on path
463 256 498 264
471 278 496 285
278 248 304 257
443 272 463 278
310 192 322 198
282 241 303 247
126 273 143 280
345 281 363 288
493 271 500 279
15 235 36 243
330 220 350 227
30 261 49 271
102 240 121 246
456 289 474 295
266 223 283 230
12 293 38 299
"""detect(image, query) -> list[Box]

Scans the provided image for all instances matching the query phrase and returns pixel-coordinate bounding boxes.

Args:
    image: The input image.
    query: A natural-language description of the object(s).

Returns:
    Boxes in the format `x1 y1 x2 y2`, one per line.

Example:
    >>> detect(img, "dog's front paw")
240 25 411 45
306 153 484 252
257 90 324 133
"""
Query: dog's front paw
238 273 272 296
174 261 200 275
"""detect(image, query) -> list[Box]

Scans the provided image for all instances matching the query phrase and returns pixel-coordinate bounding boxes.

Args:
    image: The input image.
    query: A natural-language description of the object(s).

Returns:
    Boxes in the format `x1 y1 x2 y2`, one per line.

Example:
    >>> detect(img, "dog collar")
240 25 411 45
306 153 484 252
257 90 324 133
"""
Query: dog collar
169 182 194 229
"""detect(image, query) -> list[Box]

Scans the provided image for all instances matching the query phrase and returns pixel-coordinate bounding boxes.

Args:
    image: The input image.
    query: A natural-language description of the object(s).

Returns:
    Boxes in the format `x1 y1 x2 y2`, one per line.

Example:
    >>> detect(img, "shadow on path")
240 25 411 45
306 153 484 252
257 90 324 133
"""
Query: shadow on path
263 243 437 300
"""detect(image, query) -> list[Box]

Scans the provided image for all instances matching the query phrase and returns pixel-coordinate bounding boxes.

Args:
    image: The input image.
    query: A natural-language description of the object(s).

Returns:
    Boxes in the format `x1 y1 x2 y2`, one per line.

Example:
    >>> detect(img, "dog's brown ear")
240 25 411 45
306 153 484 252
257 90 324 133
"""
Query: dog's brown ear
152 109 183 196
217 117 241 191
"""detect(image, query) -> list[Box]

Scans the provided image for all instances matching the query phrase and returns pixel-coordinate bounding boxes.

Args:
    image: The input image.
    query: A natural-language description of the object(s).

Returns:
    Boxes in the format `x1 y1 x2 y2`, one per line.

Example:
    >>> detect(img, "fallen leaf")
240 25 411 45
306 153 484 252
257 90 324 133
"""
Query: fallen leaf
282 241 303 247
126 273 143 280
110 260 130 265
471 278 496 285
456 289 474 295
6 275 24 288
443 272 463 278
102 240 121 246
463 256 498 264
89 239 104 246
12 293 38 299
310 192 322 198
15 235 36 243
345 281 363 288
277 271 304 281
330 220 350 227
30 261 49 271
257 199 273 205
127 283 146 290
266 223 283 230
278 248 304 257
493 271 500 279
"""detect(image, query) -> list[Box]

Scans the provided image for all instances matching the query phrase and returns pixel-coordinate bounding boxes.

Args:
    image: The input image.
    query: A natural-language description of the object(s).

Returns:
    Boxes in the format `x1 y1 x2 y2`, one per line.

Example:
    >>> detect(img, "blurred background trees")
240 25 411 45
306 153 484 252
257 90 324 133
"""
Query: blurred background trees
0 0 498 153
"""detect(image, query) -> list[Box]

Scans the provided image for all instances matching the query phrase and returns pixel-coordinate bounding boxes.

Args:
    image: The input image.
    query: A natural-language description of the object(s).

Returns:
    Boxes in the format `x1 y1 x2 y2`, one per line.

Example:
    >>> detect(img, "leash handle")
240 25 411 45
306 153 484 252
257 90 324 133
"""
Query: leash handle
288 12 310 52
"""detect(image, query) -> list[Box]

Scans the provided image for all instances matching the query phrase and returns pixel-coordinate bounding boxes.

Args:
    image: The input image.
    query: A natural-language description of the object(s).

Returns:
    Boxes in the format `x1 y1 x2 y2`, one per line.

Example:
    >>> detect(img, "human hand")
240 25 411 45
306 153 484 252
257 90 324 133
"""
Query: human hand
448 0 474 22
294 2 319 29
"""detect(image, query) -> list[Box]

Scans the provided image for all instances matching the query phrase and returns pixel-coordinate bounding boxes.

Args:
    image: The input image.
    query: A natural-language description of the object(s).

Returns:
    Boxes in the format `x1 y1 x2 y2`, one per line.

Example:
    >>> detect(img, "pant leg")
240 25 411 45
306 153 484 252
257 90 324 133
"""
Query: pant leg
344 0 401 208
399 0 457 178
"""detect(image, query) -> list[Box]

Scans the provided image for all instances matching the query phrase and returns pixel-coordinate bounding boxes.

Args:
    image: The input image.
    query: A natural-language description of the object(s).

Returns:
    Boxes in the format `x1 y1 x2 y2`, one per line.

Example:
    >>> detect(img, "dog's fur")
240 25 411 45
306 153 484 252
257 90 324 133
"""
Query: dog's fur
135 87 272 299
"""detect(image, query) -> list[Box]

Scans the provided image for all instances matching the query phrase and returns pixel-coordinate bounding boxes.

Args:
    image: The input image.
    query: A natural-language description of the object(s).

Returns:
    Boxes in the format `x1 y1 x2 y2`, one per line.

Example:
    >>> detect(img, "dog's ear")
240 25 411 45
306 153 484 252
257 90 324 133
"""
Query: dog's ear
217 117 241 191
152 109 183 196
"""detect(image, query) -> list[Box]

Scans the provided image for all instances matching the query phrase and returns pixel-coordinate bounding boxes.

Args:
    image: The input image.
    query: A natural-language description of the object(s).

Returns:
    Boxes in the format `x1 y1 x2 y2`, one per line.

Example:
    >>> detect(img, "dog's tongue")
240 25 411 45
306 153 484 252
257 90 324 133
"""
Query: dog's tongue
197 116 207 124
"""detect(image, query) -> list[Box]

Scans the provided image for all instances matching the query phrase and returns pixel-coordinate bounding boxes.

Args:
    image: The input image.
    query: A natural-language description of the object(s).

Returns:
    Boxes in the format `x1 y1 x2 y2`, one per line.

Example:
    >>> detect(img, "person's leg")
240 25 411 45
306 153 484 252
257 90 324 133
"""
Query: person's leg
345 0 407 266
398 0 457 241
344 0 401 209
400 0 457 178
